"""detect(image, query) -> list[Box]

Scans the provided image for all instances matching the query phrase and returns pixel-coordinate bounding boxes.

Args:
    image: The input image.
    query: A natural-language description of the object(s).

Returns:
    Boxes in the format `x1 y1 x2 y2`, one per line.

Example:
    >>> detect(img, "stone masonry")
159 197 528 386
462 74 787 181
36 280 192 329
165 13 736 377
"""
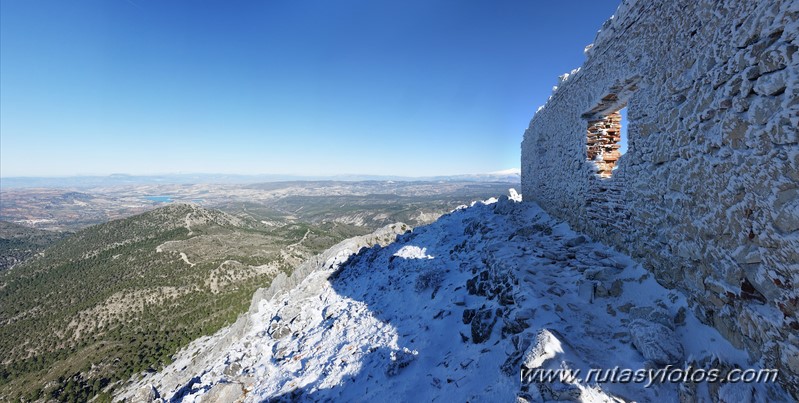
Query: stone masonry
521 0 799 395
586 110 623 178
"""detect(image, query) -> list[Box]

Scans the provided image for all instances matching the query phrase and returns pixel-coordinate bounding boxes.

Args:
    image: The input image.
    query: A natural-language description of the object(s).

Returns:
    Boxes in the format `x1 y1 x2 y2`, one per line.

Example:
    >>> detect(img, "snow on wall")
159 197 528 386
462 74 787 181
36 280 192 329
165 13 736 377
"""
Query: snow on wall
521 0 799 394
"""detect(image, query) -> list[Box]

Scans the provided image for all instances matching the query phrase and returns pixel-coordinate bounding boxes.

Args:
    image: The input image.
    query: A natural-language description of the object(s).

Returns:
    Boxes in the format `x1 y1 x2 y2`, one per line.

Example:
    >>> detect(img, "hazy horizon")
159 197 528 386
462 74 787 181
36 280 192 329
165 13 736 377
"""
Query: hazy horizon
0 167 520 179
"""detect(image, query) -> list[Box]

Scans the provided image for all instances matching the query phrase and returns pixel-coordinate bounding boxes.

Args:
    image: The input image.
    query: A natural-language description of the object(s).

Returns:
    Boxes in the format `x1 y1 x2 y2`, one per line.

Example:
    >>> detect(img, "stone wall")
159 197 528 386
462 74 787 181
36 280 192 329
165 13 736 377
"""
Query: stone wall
586 110 623 178
521 0 798 395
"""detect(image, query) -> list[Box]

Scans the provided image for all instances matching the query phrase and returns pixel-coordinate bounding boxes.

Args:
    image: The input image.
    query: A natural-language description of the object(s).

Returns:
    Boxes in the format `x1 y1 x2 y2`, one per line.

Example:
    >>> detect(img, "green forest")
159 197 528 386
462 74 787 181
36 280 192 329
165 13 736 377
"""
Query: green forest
0 204 364 401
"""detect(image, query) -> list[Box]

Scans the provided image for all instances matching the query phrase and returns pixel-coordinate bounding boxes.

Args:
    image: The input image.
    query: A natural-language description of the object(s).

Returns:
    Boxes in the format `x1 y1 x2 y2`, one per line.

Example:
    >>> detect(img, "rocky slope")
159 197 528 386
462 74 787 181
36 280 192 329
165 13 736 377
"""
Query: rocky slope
117 223 410 402
118 194 790 402
0 204 372 401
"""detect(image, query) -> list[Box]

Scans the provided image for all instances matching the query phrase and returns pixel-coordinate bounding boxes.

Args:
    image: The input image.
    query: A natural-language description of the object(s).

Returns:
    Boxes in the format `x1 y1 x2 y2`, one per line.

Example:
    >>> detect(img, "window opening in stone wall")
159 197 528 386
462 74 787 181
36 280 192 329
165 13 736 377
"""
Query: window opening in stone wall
586 105 625 179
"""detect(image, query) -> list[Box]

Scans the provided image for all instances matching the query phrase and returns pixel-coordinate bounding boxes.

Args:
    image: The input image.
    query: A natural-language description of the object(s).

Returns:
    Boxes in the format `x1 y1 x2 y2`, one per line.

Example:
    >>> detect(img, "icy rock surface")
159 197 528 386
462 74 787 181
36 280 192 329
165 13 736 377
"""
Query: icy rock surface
628 319 684 365
522 0 799 392
118 196 790 402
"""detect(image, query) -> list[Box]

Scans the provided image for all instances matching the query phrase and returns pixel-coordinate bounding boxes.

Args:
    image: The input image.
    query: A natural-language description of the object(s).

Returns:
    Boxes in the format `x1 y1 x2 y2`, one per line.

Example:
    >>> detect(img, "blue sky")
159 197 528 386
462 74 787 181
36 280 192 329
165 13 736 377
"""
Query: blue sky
1 0 620 177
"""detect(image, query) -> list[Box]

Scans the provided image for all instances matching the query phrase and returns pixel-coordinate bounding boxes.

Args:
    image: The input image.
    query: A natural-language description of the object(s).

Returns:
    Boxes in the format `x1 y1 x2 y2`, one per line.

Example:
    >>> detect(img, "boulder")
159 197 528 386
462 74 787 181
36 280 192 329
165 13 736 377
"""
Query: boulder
132 385 160 403
629 306 675 330
521 329 562 369
628 319 684 365
202 383 244 403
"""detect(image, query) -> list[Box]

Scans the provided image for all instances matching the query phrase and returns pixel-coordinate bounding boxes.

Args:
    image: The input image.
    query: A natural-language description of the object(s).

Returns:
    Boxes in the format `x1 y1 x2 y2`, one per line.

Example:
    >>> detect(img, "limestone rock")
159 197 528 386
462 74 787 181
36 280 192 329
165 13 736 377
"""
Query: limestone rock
753 69 788 95
132 385 160 403
629 306 675 330
521 329 562 369
202 383 244 403
628 319 684 365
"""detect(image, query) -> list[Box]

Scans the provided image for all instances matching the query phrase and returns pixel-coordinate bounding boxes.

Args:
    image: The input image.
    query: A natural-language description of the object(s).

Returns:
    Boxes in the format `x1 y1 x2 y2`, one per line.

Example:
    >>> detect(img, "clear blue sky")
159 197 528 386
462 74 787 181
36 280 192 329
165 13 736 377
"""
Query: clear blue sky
1 0 620 177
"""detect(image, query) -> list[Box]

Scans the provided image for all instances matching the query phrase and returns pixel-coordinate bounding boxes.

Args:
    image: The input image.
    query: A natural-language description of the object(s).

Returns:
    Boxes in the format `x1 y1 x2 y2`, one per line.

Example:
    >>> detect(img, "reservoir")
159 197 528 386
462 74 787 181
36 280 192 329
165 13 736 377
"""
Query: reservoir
145 196 173 203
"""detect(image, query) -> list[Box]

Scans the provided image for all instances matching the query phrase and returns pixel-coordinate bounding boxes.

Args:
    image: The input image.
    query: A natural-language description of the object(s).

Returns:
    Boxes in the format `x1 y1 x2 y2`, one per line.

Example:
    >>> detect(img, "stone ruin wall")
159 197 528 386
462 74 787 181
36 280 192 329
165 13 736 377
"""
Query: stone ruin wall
521 0 799 394
586 109 623 178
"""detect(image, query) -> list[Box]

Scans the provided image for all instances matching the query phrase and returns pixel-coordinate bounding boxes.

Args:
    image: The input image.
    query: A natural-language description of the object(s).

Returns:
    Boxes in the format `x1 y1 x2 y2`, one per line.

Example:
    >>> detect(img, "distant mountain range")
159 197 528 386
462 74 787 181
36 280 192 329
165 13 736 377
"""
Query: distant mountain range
0 170 521 189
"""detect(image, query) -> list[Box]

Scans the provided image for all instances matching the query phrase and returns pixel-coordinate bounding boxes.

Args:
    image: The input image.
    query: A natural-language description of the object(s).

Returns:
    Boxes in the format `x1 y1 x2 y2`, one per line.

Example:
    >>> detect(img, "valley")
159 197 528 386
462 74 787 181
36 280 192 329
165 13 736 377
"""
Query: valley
0 180 515 232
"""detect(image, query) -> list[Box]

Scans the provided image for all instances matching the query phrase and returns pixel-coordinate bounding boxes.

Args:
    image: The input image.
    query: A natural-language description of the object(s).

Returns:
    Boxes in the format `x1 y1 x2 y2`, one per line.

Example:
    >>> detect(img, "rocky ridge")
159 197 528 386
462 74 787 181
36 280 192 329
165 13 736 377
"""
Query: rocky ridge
118 194 791 402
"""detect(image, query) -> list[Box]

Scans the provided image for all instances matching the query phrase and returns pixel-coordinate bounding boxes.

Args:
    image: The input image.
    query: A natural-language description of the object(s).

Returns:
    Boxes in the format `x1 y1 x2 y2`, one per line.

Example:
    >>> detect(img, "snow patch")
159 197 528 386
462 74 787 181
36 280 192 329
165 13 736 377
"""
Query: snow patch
393 245 434 260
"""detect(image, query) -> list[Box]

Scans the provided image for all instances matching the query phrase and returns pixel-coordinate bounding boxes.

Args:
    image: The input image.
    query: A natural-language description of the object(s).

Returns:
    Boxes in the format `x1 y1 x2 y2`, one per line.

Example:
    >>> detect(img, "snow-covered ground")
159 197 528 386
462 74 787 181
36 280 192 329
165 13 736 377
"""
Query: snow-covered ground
119 193 790 402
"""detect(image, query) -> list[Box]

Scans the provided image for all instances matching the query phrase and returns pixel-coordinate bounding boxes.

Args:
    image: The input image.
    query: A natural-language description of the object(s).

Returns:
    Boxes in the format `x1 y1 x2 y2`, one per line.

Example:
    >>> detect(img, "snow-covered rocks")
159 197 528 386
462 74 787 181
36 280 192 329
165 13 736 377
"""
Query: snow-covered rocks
521 329 563 369
393 245 433 260
628 319 684 365
494 195 517 215
117 196 791 402
386 348 418 377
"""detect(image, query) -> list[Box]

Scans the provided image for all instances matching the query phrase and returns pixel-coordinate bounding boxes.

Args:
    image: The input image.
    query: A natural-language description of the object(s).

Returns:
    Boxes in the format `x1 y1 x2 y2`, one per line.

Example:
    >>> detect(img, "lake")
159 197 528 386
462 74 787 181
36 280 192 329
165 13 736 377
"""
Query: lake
145 196 173 203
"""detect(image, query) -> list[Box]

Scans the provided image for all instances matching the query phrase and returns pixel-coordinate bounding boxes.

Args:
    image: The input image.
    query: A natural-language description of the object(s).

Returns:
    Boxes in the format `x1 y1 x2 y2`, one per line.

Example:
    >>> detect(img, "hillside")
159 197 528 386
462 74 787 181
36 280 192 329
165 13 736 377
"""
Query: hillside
0 204 372 401
0 221 66 271
119 195 791 402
